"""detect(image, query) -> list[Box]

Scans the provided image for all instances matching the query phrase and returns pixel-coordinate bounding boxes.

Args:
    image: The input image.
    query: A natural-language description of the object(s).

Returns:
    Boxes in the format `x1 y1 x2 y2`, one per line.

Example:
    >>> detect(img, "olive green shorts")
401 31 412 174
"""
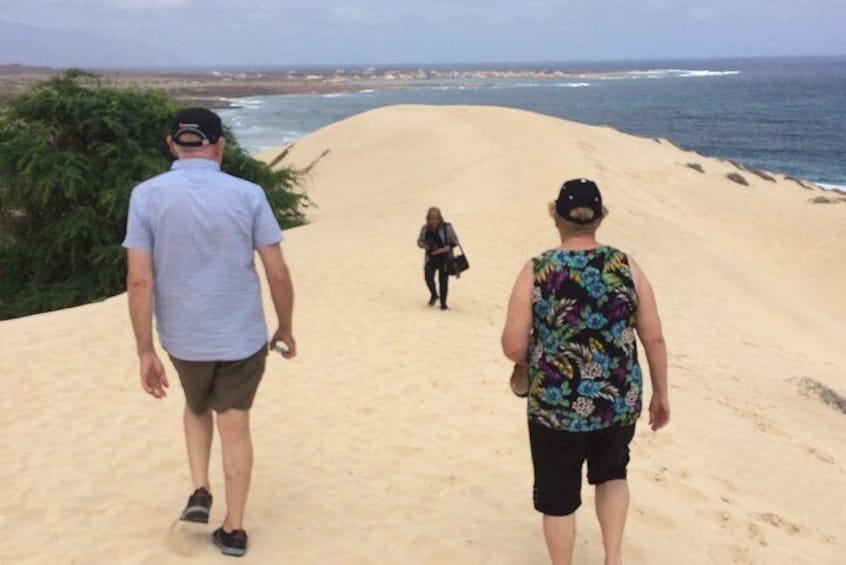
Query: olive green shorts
169 345 268 413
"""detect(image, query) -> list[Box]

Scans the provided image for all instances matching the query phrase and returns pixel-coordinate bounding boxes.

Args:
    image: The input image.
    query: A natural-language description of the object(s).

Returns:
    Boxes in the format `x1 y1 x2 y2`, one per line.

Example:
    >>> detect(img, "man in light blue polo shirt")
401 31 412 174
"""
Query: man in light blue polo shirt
123 107 295 557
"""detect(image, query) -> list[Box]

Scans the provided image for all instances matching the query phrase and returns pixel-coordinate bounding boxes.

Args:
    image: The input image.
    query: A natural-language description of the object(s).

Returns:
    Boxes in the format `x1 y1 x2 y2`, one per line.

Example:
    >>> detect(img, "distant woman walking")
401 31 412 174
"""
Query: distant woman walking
417 207 460 310
501 178 670 565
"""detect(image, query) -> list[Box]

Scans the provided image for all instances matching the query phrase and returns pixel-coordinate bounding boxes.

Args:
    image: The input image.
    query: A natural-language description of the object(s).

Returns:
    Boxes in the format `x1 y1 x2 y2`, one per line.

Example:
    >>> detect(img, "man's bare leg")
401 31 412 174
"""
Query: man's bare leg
595 479 629 565
543 514 576 565
184 405 213 490
216 408 253 532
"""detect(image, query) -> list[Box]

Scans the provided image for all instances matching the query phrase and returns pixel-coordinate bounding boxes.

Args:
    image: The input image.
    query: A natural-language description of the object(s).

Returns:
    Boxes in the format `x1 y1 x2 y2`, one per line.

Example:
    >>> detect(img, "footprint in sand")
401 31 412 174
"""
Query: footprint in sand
709 476 739 496
756 512 801 535
726 403 788 438
165 519 211 557
649 465 668 482
746 521 768 547
804 445 836 465
696 506 736 536
728 544 754 564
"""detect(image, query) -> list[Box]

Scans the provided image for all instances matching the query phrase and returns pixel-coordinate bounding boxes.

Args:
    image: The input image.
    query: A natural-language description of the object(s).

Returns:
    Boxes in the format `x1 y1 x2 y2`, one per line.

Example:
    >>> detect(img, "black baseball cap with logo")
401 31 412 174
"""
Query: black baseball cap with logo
555 178 603 224
170 107 223 147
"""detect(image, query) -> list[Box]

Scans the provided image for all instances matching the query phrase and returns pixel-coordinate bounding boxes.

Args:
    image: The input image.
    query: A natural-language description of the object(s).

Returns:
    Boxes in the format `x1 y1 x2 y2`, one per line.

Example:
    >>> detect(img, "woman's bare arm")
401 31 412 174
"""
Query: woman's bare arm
629 256 670 430
501 261 534 363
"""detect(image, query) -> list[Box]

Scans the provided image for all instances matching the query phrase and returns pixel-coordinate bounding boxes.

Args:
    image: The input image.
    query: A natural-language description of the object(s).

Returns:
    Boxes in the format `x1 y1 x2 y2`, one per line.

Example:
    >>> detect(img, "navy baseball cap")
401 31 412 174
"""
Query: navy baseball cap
555 178 603 224
171 107 223 147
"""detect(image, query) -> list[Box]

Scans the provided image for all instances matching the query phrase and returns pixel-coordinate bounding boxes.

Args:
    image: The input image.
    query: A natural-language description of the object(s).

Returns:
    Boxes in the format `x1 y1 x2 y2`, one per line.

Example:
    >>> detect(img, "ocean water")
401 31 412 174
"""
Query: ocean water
219 56 846 190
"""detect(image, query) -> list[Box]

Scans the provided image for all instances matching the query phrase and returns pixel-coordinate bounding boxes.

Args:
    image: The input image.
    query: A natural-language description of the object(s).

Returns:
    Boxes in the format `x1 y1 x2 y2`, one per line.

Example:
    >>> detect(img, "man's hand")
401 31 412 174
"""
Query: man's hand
140 351 168 399
271 327 297 359
256 243 295 360
648 393 670 431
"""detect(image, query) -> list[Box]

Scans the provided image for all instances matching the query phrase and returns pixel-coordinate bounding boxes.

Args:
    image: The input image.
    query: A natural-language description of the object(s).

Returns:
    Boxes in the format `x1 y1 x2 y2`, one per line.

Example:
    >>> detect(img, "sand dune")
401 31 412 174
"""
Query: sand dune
3 105 844 564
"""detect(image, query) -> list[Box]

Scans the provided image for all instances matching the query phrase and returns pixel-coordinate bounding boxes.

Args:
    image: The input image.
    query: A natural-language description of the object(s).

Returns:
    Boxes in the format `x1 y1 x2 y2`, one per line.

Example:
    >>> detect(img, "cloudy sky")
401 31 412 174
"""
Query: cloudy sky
1 0 844 68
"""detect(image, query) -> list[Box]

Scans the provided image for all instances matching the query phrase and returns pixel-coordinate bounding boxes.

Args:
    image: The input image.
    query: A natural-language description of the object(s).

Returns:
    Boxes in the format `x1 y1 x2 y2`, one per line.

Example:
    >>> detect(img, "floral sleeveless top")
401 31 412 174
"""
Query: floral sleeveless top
528 246 642 431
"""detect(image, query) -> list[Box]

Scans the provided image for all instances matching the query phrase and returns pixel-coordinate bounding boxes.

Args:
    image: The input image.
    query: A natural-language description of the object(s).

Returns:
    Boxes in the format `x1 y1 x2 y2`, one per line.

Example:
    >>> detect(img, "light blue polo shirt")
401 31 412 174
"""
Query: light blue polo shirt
122 158 283 361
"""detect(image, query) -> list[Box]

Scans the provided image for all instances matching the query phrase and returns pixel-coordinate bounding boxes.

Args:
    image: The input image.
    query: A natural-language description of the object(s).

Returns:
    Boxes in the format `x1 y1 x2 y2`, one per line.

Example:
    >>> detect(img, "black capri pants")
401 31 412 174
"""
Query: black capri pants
529 421 636 516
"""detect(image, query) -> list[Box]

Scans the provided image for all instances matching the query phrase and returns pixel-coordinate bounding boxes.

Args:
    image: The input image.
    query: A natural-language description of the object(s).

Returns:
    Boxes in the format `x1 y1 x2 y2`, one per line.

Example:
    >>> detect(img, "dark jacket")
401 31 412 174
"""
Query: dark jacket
418 222 460 265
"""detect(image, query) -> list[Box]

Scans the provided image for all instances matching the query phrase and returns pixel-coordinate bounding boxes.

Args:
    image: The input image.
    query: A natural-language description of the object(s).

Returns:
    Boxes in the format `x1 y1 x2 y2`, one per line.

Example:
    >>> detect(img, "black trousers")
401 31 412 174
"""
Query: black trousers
424 256 448 307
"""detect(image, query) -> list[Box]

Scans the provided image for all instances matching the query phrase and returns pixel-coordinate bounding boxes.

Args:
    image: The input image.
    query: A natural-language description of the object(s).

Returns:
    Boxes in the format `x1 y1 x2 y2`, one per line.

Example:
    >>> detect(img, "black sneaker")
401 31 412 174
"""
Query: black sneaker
428 295 438 307
213 527 248 557
179 487 212 523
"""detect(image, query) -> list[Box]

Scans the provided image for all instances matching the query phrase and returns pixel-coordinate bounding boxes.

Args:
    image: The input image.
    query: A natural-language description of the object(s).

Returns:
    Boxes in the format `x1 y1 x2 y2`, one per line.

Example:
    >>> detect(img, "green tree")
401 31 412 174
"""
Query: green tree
0 70 308 320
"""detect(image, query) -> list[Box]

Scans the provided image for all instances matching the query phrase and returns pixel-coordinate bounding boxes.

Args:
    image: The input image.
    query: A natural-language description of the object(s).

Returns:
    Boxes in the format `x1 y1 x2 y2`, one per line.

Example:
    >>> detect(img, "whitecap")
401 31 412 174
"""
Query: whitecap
818 182 846 193
235 98 265 108
678 70 741 78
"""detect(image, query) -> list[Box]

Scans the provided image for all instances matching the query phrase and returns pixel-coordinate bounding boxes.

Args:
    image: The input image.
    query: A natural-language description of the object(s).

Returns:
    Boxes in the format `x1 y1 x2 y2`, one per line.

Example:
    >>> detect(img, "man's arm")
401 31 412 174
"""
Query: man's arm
501 261 534 363
126 249 168 398
256 242 296 359
630 256 670 431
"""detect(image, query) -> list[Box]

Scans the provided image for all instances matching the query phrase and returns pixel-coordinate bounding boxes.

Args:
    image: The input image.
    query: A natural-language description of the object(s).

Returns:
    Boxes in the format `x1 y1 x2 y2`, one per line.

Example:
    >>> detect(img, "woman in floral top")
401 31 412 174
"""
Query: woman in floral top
502 178 669 565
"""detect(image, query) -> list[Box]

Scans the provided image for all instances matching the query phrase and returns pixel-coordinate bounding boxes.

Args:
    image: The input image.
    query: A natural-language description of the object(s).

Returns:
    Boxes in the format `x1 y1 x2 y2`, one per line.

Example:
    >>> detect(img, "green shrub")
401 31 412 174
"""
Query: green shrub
726 172 748 186
797 377 846 415
750 169 776 183
0 70 308 319
785 176 814 190
728 159 747 171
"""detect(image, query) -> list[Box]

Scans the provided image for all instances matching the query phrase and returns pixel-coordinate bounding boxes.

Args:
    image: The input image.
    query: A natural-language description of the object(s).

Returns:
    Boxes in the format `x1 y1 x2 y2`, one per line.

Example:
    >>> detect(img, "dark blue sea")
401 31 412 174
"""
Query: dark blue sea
219 56 846 190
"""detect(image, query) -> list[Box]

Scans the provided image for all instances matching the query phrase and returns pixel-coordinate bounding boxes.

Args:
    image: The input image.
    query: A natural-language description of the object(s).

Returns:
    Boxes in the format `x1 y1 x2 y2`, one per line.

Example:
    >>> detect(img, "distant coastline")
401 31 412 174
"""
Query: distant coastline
0 62 739 109
213 56 846 190
3 57 843 191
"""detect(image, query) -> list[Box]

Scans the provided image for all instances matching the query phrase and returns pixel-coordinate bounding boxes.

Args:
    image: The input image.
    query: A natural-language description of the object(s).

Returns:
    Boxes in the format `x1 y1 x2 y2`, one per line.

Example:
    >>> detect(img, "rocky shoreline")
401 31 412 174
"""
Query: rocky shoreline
0 64 613 108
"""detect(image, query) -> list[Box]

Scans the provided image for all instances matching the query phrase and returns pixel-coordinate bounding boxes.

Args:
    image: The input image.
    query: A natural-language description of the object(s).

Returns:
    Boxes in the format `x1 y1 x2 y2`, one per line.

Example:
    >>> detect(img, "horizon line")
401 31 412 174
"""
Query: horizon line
3 52 845 73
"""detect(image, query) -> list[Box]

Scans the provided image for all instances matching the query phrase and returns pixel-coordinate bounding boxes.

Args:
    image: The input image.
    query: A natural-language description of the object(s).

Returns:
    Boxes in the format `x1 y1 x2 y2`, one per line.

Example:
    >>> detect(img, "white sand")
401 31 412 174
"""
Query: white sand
2 105 845 564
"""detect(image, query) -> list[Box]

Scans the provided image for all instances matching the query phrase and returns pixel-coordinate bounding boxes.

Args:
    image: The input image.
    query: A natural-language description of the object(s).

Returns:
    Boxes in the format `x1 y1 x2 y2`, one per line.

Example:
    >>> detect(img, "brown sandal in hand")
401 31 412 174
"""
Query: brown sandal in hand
510 363 529 398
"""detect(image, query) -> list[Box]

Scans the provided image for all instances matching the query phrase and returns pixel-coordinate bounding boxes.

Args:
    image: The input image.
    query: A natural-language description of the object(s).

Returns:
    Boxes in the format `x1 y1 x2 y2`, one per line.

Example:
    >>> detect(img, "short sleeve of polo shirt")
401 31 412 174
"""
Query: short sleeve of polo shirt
253 192 284 248
122 187 153 250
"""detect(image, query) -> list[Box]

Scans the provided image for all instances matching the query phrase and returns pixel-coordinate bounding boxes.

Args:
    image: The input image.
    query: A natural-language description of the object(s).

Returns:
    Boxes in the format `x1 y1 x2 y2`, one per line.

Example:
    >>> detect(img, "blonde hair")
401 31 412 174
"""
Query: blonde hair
548 202 608 237
426 206 444 226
